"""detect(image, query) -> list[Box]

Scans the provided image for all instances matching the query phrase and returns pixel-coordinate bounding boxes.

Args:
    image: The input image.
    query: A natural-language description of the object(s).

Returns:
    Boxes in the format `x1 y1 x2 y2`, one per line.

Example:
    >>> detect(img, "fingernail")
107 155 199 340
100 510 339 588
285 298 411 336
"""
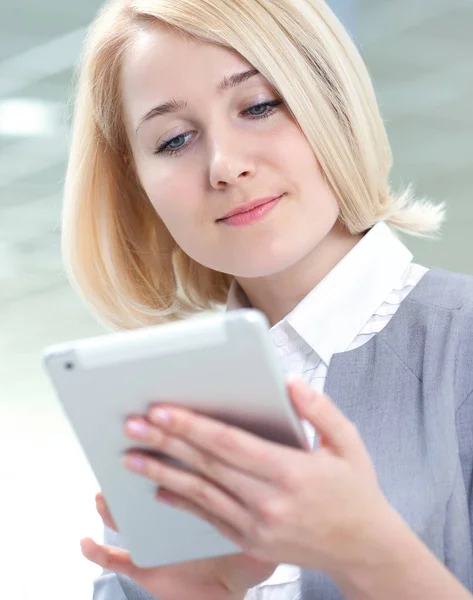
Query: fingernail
286 373 304 384
126 420 149 437
124 456 145 472
290 379 313 404
150 408 171 424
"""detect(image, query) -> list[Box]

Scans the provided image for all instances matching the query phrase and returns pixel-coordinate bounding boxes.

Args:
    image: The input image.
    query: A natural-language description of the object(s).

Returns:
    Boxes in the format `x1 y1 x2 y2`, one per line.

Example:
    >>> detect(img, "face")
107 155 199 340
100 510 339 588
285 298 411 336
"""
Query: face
121 26 340 278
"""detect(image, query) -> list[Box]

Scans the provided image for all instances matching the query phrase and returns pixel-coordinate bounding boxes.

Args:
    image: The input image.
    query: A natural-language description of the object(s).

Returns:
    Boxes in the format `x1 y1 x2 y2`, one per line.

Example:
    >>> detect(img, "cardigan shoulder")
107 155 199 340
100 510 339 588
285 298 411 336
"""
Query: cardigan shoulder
405 268 473 312
377 268 473 404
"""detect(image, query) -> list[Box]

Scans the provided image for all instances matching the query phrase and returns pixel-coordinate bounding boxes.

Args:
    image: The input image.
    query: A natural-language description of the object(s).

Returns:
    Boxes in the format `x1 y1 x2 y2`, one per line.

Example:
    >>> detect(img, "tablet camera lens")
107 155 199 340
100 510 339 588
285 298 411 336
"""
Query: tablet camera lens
65 362 75 370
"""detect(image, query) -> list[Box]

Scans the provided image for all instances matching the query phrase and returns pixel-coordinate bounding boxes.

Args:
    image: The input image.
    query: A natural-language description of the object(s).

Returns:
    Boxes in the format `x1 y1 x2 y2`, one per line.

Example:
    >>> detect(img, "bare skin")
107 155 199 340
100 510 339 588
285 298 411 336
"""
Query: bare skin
83 491 277 600
82 382 473 600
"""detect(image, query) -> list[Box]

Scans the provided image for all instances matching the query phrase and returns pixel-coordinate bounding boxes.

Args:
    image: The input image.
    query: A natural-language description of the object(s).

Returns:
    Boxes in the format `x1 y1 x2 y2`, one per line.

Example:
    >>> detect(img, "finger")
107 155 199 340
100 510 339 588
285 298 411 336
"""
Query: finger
288 379 369 466
156 489 245 548
145 405 293 485
123 454 253 536
96 492 118 532
80 537 139 580
125 419 275 503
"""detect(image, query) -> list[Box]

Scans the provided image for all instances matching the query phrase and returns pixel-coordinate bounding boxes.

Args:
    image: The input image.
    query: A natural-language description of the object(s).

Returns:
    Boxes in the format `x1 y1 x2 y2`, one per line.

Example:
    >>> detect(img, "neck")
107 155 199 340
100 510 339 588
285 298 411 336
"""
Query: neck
236 220 365 326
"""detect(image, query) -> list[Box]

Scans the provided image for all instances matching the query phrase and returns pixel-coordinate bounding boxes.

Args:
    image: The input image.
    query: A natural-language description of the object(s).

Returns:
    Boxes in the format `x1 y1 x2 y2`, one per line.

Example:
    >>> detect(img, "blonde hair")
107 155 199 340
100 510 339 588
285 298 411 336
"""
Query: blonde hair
63 0 445 330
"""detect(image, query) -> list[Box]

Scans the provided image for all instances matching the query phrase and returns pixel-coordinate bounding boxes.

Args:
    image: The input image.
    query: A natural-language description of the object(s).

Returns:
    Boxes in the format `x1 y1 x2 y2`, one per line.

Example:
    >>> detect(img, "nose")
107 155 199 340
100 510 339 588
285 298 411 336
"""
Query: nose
208 133 255 189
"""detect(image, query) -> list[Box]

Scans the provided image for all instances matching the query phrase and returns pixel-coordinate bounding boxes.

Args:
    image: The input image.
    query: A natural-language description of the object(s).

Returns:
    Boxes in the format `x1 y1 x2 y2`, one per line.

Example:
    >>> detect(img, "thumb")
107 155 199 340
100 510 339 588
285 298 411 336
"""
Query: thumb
288 378 368 466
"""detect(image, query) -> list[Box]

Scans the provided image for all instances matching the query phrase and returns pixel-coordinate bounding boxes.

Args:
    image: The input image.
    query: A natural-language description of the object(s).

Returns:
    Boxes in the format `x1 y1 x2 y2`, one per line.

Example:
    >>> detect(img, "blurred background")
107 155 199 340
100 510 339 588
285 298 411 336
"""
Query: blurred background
0 1 471 598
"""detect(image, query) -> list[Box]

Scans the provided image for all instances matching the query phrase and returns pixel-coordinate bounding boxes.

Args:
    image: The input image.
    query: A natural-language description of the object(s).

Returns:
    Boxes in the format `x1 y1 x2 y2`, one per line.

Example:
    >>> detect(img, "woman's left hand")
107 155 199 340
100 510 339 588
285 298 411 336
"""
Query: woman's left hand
122 378 398 576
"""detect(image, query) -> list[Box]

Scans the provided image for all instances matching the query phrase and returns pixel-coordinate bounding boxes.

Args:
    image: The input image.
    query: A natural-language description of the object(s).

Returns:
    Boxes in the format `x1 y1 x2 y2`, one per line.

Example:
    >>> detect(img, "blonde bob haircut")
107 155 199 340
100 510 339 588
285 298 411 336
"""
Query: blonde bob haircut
63 0 445 330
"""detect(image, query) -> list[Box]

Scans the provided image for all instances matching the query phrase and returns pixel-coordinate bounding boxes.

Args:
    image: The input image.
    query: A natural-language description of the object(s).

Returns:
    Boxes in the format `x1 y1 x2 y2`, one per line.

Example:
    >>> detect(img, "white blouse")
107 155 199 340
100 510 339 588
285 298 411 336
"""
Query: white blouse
227 222 429 600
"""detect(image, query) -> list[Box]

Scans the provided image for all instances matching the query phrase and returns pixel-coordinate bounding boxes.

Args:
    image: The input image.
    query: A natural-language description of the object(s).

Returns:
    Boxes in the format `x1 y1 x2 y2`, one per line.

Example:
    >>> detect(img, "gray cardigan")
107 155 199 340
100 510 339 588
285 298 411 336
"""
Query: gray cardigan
93 268 473 599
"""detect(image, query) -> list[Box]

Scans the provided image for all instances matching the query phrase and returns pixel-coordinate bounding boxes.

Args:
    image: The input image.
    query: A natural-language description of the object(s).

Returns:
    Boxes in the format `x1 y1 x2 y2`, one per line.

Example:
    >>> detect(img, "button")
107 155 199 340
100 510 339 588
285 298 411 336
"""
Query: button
272 328 288 347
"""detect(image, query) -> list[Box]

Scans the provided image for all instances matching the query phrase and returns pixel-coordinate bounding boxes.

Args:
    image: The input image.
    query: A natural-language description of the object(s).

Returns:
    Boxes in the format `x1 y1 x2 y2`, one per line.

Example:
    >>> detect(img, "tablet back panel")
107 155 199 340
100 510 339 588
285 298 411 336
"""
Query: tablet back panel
43 309 306 567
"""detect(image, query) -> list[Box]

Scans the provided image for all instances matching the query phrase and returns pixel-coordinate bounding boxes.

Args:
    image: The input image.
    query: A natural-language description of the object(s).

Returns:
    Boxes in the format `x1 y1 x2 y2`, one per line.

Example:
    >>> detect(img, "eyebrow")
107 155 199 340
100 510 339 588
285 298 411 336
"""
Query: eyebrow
135 68 260 134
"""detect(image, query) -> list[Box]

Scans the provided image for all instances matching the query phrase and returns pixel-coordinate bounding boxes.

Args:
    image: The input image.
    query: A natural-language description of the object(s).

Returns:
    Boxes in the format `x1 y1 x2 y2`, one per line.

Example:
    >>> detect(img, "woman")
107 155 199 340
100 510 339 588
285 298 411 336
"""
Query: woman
64 0 473 599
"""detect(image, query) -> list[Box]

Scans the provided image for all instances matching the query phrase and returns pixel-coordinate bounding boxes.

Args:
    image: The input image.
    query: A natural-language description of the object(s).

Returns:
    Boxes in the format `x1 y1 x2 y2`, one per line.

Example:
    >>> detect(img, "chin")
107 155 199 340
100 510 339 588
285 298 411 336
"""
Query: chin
220 253 303 279
193 232 315 278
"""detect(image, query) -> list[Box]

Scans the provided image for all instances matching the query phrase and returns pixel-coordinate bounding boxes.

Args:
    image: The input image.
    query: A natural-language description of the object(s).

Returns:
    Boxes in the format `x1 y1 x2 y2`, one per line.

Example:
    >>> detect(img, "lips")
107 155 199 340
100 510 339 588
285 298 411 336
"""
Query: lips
218 195 283 221
217 194 283 227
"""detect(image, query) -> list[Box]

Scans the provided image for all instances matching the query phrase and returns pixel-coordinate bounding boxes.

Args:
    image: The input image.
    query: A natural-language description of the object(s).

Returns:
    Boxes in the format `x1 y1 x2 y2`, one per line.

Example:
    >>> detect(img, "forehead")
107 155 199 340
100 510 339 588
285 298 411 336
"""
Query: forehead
120 27 254 122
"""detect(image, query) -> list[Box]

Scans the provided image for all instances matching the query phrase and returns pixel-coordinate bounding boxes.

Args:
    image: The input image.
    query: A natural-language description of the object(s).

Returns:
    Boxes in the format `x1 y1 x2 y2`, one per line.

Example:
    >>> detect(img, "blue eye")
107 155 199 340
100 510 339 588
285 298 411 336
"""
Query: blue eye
155 132 193 156
167 135 187 149
154 99 283 157
243 100 283 119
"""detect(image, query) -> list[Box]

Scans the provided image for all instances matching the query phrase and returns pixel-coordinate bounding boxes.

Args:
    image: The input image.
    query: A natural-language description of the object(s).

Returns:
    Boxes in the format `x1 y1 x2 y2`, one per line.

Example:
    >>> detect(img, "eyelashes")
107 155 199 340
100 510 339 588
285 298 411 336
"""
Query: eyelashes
154 99 284 157
156 131 193 156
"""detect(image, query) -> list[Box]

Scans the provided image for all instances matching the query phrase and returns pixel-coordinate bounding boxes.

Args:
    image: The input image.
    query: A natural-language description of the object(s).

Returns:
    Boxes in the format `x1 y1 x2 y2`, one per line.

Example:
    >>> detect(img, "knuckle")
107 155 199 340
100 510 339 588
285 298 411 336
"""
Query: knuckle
273 465 298 491
196 451 219 475
101 548 115 572
248 519 273 549
190 480 211 508
213 424 236 451
147 459 163 480
258 497 288 527
253 445 272 465
154 430 171 452
239 534 259 555
174 412 191 436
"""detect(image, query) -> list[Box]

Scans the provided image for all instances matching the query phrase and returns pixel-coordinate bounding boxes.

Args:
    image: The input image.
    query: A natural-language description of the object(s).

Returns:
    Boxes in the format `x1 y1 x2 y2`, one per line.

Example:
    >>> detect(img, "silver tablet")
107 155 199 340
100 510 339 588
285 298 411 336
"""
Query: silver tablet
42 309 308 567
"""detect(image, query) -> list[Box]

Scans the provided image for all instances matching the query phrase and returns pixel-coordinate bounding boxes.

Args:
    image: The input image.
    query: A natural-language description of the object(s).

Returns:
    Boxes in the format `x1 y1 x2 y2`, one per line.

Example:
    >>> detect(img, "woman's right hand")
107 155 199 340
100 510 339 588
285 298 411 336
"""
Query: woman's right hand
81 492 277 600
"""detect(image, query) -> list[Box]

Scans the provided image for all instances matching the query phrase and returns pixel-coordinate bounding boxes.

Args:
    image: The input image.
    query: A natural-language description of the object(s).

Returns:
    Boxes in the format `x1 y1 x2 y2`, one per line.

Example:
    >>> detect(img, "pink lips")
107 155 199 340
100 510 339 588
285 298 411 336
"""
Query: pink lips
218 195 283 227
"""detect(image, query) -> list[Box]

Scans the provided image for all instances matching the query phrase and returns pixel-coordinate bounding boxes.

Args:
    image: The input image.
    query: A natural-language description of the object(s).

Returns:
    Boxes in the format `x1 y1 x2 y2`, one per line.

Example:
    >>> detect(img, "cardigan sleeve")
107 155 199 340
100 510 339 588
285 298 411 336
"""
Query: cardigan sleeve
456 389 473 546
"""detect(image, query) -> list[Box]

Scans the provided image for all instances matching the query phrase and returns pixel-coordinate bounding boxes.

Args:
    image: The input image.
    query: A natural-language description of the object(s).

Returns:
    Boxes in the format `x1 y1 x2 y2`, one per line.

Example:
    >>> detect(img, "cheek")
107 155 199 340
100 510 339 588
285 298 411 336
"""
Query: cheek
140 166 199 234
277 129 340 230
139 165 222 269
273 121 324 185
287 128 337 202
